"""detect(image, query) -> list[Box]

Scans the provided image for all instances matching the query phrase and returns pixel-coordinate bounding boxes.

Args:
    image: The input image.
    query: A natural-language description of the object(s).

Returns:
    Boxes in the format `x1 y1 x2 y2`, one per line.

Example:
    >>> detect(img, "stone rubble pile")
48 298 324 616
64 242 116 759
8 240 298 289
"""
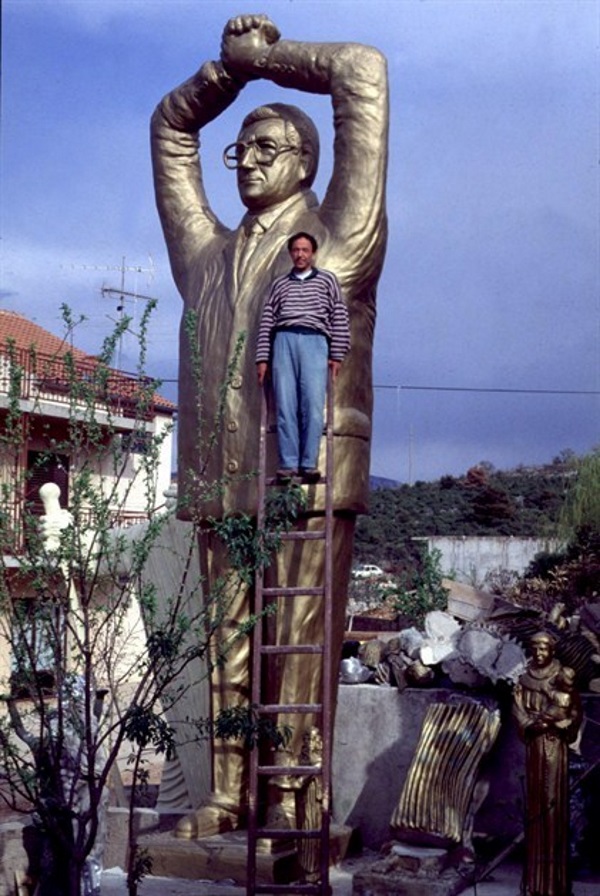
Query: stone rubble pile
343 584 600 694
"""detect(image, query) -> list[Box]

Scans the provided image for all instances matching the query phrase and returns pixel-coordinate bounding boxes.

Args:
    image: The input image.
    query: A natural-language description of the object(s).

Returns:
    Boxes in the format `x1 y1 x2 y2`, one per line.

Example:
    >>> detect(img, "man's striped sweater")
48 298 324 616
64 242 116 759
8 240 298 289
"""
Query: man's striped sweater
255 267 351 363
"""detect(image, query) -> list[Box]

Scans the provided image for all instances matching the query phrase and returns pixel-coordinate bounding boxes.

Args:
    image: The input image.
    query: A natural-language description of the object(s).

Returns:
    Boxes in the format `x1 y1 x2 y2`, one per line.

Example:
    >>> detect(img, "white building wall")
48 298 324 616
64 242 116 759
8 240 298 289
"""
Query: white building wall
84 413 174 517
154 415 175 507
421 535 560 586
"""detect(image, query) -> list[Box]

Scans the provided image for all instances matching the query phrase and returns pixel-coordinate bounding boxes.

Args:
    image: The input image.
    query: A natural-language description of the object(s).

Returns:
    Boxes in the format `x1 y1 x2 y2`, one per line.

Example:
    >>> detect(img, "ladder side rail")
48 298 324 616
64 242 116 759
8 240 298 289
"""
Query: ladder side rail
247 384 270 896
319 367 335 891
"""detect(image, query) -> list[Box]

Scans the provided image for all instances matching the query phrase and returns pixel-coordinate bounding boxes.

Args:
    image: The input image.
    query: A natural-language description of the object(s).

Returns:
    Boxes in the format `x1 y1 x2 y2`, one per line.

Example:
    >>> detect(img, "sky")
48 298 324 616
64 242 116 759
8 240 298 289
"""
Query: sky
1 0 599 483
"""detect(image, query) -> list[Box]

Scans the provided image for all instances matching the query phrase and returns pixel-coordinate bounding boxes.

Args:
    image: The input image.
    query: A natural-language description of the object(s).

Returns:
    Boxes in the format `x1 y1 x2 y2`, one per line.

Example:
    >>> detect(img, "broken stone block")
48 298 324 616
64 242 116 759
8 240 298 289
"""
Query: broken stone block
444 580 494 623
398 627 424 659
420 611 460 665
442 656 487 688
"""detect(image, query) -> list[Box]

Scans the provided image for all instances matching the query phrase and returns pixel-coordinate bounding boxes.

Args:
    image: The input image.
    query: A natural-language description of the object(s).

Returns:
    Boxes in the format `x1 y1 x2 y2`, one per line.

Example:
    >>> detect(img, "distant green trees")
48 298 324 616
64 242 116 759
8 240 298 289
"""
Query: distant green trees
355 455 579 571
354 450 599 619
509 449 600 614
559 449 600 541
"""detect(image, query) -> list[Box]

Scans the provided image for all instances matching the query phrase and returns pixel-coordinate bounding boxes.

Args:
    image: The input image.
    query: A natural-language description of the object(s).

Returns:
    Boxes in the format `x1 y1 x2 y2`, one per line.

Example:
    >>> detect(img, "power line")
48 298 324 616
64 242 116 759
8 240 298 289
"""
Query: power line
374 384 599 396
150 378 599 397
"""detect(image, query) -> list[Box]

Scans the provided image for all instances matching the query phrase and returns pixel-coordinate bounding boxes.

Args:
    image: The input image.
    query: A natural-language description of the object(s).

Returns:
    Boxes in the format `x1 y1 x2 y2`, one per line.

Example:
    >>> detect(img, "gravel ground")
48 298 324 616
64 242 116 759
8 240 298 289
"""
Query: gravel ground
100 859 600 896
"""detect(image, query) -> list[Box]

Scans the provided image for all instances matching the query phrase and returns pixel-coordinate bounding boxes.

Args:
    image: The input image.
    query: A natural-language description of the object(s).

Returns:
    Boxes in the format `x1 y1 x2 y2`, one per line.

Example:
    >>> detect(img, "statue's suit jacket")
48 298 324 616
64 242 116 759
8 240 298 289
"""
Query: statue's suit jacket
151 40 388 519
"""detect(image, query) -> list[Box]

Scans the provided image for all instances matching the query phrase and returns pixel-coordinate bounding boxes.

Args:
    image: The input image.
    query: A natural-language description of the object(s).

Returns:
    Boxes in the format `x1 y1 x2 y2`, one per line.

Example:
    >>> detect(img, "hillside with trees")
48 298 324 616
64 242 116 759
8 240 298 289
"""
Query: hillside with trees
355 453 581 570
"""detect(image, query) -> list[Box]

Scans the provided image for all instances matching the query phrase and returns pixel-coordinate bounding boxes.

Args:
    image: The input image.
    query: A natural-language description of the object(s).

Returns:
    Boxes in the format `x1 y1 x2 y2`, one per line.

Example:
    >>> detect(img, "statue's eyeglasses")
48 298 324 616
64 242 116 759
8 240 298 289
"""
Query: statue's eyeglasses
223 139 300 169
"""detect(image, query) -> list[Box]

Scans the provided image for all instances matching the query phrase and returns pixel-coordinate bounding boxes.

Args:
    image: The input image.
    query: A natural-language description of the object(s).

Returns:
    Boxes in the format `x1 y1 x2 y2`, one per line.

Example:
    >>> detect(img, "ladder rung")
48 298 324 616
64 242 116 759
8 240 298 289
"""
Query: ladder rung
263 586 324 598
254 885 323 895
257 764 323 777
260 703 322 714
261 644 324 655
280 530 326 541
265 476 329 487
256 828 324 839
266 425 327 437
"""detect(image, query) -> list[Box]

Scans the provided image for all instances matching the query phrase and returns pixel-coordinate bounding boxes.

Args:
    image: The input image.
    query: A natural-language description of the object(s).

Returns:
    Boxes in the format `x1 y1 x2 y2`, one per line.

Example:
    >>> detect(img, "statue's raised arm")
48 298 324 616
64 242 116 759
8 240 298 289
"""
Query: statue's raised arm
221 15 389 282
150 16 280 296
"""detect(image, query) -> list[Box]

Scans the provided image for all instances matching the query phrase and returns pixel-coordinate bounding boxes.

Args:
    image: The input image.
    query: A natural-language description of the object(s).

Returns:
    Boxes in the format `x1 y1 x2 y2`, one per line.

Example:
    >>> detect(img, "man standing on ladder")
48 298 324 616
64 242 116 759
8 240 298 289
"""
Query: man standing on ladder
256 231 350 484
151 12 389 838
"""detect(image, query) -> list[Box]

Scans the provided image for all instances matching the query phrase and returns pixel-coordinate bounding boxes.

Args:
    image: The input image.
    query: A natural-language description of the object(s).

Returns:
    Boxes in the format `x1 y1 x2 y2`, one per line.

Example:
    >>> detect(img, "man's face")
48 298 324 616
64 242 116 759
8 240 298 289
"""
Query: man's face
289 237 315 271
236 119 306 213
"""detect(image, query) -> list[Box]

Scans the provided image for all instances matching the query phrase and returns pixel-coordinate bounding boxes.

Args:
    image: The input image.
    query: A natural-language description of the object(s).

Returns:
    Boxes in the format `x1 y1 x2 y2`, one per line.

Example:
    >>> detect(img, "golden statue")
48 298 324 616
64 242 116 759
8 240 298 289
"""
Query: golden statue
295 727 324 883
513 632 583 896
151 13 388 837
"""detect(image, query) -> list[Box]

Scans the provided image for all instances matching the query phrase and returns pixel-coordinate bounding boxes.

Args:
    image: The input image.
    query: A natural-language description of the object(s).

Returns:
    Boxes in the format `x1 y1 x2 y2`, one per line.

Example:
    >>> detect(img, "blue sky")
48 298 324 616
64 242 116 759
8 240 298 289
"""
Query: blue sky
2 0 598 482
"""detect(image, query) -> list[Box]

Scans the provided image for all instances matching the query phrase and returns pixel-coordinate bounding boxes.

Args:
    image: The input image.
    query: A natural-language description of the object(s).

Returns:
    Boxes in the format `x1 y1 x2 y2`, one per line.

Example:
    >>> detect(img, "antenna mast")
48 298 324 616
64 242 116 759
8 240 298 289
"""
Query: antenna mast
99 257 159 370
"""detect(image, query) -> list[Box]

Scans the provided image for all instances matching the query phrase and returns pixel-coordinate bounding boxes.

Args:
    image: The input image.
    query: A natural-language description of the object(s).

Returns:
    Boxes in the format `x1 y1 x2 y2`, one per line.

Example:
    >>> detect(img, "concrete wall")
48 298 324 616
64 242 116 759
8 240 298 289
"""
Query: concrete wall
421 536 560 586
332 684 600 850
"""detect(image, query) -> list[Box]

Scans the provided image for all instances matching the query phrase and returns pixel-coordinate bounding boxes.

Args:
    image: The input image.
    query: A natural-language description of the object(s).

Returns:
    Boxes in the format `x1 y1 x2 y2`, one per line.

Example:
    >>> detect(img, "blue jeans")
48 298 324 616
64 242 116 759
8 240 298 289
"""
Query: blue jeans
272 328 328 470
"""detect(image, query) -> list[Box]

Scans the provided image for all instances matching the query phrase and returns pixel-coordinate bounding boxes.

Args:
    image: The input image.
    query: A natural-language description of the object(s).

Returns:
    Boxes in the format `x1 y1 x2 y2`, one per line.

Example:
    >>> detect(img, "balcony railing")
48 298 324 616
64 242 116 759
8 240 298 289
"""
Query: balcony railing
0 346 162 421
1 498 152 558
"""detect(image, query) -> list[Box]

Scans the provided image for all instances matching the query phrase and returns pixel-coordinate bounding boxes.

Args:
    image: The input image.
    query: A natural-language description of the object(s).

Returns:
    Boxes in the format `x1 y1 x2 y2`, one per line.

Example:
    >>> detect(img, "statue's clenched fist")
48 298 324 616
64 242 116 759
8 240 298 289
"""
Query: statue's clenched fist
221 13 280 79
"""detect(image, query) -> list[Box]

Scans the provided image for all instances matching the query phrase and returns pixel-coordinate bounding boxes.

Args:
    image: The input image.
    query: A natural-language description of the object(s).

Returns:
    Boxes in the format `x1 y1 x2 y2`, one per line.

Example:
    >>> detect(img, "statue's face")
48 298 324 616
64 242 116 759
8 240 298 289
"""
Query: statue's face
236 119 306 212
531 639 553 668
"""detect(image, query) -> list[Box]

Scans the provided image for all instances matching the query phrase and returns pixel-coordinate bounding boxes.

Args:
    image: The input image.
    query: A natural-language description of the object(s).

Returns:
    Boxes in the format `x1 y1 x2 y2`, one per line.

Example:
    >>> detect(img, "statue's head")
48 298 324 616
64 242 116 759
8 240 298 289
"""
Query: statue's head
529 631 556 668
227 103 319 212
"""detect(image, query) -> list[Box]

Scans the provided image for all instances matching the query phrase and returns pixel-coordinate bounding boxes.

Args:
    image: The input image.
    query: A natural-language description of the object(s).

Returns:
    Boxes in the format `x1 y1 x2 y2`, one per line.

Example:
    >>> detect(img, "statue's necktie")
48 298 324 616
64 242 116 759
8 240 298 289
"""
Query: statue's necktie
237 218 266 282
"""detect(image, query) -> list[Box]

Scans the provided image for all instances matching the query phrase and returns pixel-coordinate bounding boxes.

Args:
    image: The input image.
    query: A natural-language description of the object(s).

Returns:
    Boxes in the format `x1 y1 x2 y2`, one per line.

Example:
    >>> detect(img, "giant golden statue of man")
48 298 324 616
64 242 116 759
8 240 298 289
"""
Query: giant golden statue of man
151 13 388 838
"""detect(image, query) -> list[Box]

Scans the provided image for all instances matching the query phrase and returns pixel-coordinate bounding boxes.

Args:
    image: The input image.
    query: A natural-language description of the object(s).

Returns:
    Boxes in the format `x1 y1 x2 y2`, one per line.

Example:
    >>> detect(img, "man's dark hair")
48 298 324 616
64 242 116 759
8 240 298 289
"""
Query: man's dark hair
287 232 318 253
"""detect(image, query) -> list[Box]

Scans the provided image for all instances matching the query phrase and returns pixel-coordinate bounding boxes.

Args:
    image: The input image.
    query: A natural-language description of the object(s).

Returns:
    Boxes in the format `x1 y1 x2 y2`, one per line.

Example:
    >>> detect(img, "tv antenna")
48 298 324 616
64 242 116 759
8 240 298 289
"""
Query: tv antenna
100 257 159 369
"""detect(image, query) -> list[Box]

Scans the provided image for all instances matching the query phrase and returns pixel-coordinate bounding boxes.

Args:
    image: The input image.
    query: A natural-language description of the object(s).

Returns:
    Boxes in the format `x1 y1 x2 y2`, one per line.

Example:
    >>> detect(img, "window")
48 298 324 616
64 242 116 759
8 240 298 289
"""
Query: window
26 451 69 516
10 599 57 697
119 431 153 455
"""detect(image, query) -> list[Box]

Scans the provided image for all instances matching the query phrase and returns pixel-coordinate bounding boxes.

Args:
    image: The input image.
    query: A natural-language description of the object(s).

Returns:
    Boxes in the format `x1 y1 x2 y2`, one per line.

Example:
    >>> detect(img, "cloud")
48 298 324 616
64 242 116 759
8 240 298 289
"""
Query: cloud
371 387 599 483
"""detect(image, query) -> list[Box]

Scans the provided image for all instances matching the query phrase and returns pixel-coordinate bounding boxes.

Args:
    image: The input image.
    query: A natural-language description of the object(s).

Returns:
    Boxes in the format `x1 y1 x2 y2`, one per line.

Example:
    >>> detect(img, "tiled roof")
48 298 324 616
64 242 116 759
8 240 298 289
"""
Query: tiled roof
0 310 90 362
0 309 176 415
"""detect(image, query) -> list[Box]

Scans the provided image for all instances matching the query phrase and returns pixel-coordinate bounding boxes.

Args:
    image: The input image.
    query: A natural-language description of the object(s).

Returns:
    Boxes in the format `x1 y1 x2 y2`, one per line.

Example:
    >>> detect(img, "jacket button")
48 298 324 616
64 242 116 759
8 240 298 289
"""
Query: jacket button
227 421 238 432
231 375 243 389
227 460 239 473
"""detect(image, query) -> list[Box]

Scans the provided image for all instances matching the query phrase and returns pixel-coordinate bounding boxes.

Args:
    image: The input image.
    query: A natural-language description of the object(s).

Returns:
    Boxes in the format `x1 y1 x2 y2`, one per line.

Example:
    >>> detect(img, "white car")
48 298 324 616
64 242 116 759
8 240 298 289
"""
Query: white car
352 564 384 579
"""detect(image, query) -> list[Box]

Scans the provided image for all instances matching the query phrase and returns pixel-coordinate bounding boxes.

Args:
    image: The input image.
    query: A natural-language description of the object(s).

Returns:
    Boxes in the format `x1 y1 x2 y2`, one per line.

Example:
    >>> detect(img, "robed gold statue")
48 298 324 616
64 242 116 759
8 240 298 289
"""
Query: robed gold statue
151 13 388 837
513 631 582 896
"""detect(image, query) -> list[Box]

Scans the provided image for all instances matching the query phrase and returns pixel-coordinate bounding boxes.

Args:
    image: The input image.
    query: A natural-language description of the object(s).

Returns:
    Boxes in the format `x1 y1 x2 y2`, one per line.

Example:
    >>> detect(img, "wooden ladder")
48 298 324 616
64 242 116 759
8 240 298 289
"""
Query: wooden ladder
246 374 335 896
